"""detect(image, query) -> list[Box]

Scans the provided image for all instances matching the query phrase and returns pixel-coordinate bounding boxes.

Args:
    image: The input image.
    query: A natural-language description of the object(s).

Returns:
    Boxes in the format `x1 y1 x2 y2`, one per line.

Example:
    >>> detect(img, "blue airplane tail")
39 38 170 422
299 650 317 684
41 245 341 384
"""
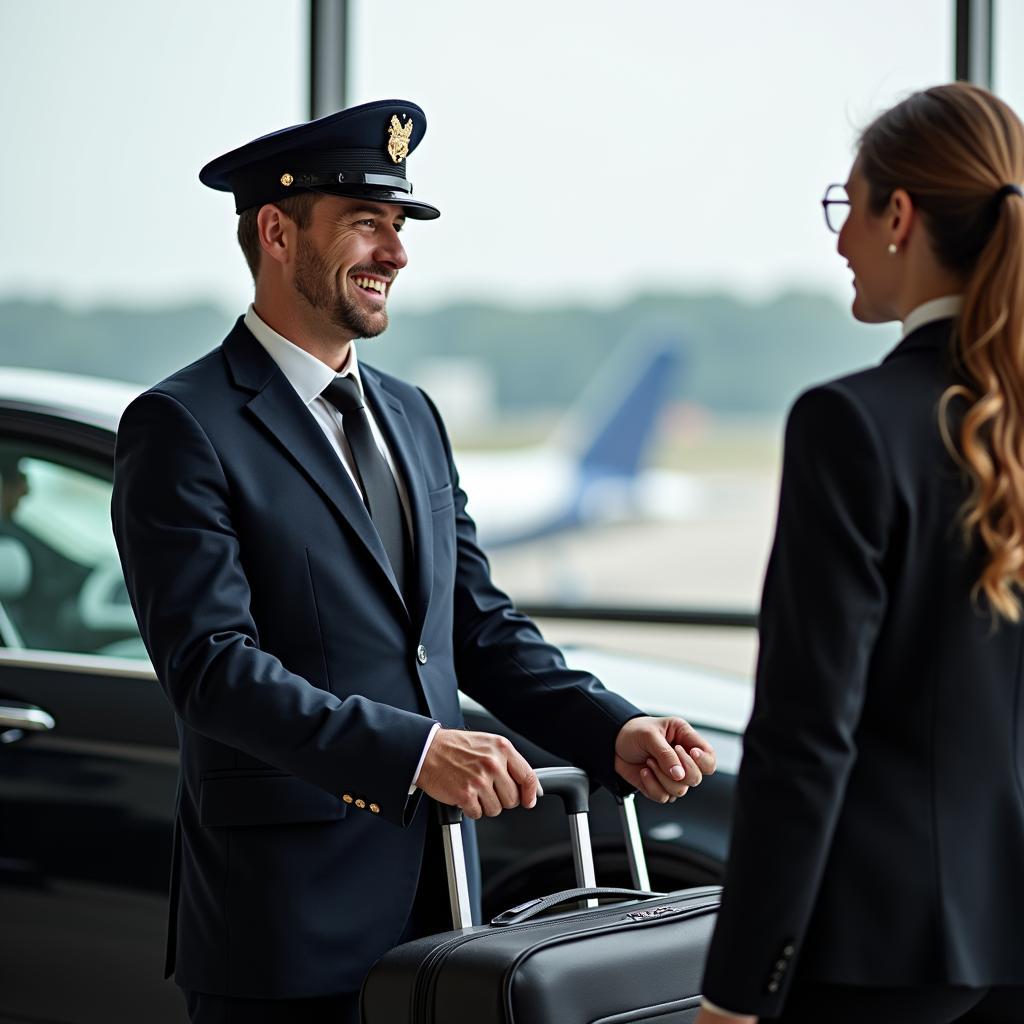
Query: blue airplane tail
575 342 681 480
476 339 683 548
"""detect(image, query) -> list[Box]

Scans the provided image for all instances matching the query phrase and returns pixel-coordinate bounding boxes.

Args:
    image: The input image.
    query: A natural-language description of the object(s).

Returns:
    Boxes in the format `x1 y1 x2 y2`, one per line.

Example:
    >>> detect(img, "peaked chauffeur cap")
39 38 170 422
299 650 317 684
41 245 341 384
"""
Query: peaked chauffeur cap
199 98 440 219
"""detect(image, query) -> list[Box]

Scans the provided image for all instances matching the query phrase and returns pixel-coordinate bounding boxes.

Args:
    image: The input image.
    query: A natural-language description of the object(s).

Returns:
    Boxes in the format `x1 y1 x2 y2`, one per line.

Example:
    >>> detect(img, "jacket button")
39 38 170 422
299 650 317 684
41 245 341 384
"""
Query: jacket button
355 799 366 809
767 981 780 993
775 959 787 971
416 645 428 664
369 803 380 814
342 794 353 804
783 944 795 957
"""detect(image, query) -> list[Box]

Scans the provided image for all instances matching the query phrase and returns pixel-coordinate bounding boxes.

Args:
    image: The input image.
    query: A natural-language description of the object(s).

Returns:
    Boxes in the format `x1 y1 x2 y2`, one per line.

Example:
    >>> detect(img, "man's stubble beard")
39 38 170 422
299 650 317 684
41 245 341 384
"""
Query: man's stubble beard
293 236 389 340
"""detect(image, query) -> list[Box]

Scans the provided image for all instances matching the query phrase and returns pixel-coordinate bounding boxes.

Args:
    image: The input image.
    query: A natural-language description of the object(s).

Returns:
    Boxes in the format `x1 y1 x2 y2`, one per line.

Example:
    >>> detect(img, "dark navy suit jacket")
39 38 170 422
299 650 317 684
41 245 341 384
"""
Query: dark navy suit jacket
702 318 1024 1016
111 319 640 998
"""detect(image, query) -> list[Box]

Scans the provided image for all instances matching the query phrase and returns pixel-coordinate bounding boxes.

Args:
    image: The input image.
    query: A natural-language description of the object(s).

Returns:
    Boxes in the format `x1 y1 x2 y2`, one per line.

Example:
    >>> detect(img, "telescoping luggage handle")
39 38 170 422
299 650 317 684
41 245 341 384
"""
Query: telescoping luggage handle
436 766 651 930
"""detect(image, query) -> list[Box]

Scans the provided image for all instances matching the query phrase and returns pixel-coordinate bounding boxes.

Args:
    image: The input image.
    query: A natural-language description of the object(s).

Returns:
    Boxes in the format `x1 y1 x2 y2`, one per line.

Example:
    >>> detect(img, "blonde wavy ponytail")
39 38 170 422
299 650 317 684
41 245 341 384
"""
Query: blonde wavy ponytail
860 84 1024 621
942 188 1024 620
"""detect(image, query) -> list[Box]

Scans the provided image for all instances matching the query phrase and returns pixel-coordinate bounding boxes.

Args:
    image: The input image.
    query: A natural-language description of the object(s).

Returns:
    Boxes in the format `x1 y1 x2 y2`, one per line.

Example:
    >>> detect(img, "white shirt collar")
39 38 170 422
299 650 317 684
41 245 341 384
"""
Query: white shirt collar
901 295 963 340
244 304 363 405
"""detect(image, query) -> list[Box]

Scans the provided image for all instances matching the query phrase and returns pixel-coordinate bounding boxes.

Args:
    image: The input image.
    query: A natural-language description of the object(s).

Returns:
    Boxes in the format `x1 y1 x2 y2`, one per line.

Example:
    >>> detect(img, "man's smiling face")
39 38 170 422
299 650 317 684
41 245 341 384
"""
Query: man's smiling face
291 194 408 339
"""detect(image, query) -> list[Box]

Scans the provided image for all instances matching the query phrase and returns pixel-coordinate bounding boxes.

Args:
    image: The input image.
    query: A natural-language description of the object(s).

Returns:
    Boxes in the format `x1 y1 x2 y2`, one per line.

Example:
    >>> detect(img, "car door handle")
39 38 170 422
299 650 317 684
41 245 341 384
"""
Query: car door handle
0 705 56 732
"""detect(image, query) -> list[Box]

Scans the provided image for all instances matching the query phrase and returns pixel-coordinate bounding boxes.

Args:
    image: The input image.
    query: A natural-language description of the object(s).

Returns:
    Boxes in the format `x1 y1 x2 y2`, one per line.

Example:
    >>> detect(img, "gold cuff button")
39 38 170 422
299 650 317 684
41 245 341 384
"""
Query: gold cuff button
355 799 366 809
369 803 381 814
342 794 353 804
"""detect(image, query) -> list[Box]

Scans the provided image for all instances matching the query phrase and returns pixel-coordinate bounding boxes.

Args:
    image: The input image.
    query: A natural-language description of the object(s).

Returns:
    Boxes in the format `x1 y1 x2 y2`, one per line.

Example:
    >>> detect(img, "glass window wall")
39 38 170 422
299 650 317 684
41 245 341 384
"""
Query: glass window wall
349 1 953 670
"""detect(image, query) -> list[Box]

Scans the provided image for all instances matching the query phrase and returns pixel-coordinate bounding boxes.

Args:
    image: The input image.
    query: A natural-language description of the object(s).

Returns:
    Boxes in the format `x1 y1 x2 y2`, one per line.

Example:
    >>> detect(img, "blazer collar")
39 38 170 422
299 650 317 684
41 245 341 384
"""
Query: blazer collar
222 316 279 393
221 320 415 619
883 316 955 363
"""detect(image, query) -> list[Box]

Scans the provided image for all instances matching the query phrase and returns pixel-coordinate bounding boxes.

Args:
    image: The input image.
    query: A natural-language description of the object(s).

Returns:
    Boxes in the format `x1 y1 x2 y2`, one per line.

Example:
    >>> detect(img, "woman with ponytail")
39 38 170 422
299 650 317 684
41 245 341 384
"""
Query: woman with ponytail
695 83 1024 1024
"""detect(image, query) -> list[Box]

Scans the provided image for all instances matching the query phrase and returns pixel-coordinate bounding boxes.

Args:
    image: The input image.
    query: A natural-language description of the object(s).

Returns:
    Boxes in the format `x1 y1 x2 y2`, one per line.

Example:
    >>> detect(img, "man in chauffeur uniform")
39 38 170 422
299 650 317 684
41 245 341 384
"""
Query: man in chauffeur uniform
111 99 716 1024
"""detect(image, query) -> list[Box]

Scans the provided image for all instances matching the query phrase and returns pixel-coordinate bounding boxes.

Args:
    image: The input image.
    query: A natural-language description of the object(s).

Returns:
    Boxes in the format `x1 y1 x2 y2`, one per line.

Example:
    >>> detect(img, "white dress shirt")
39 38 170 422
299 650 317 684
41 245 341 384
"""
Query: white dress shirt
901 294 963 339
244 305 415 534
244 305 440 790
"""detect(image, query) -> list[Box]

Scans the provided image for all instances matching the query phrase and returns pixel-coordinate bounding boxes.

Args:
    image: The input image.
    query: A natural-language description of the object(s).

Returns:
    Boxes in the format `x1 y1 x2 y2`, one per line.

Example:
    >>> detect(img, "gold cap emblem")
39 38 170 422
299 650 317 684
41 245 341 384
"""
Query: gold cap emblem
387 114 413 165
280 172 294 187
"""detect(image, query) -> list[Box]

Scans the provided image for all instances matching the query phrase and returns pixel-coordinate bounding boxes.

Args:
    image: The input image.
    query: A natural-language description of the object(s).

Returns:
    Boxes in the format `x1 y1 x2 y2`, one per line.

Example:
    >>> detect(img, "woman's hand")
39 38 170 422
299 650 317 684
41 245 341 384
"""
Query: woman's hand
694 1007 758 1024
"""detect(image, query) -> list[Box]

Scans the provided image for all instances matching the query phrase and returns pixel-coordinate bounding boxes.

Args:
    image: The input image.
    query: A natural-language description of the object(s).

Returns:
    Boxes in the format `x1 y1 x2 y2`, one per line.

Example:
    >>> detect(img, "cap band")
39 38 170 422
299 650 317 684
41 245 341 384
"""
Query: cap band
284 170 413 194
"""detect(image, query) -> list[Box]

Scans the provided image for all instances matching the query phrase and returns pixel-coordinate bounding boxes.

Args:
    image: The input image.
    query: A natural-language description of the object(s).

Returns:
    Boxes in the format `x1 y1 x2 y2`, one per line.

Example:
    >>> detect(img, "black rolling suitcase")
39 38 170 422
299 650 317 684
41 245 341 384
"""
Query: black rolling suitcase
361 766 721 1023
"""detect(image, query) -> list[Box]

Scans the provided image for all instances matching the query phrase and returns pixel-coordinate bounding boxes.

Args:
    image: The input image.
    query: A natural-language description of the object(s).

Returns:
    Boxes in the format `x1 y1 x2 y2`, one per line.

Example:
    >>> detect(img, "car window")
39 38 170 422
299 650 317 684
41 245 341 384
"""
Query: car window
0 443 146 658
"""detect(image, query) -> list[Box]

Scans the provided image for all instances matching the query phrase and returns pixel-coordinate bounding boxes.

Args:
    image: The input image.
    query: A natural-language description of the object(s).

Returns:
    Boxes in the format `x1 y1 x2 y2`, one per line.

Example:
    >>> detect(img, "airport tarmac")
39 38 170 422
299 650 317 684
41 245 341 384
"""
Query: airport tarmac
484 469 780 681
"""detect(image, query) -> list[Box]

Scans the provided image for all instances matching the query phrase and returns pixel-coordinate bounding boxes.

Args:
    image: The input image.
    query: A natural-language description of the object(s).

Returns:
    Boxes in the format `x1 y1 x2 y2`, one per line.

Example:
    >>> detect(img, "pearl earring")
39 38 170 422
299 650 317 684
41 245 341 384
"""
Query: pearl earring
887 243 898 255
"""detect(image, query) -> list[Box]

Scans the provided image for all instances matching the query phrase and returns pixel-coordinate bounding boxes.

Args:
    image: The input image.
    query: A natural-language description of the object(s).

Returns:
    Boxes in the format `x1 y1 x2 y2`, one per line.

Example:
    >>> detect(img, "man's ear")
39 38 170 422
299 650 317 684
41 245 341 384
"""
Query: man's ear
888 188 915 250
256 204 295 268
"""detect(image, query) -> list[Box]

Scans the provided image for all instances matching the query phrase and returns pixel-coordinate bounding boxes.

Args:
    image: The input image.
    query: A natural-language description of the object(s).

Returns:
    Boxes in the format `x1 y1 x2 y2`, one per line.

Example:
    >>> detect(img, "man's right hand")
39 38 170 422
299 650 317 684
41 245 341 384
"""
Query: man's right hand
415 728 540 820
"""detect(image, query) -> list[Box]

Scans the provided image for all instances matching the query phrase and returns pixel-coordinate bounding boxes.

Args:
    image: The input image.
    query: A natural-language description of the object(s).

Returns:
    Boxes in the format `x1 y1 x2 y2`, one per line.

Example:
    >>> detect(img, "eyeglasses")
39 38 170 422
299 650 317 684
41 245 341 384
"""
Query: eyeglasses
821 183 850 233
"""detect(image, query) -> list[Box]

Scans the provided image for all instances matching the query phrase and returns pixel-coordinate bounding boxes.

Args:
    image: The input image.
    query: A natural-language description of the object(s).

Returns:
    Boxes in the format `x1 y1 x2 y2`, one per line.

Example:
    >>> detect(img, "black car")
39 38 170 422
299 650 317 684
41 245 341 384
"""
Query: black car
0 367 747 1024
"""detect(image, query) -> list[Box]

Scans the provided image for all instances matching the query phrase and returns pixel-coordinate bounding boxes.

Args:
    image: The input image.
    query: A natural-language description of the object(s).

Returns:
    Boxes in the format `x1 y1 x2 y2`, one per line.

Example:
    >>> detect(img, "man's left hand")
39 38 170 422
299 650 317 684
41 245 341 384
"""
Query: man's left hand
614 716 716 803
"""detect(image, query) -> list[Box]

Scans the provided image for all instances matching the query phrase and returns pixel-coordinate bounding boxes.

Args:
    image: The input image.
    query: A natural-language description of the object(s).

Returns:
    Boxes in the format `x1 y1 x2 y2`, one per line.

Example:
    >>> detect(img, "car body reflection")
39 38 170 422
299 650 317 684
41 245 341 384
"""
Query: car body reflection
0 368 747 1024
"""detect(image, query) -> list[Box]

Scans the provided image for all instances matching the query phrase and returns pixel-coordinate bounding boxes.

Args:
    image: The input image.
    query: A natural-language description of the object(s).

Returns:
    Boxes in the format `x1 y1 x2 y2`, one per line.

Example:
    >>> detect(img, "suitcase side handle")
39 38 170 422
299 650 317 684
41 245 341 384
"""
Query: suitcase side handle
490 886 662 927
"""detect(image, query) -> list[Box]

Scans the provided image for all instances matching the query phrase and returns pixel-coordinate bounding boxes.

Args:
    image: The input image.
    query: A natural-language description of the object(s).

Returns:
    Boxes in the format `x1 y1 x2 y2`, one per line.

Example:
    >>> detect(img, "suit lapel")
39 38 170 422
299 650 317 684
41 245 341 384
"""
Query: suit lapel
222 321 408 616
362 367 434 627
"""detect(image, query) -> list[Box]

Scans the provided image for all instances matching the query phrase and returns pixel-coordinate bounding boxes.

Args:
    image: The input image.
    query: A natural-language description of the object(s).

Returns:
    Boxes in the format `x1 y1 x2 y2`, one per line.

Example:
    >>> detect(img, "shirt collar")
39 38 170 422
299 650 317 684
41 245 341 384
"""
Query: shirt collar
244 304 363 406
901 295 963 340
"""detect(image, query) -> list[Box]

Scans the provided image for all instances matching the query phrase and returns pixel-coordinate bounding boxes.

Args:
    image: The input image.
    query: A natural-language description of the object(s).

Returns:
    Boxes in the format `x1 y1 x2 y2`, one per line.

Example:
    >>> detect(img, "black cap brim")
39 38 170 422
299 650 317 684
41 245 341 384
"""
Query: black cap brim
303 184 440 220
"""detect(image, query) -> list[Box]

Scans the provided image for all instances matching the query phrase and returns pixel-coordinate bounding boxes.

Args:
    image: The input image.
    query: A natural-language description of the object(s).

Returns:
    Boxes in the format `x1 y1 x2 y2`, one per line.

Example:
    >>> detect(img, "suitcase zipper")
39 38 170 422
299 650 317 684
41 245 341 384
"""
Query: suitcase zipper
413 894 719 1023
413 930 479 1022
499 897 721 1024
415 916 608 1022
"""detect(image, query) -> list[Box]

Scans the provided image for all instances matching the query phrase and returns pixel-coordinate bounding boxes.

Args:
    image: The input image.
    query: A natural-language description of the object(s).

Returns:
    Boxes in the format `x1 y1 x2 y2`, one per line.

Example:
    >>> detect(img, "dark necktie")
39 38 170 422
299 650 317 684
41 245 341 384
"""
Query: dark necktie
321 375 410 597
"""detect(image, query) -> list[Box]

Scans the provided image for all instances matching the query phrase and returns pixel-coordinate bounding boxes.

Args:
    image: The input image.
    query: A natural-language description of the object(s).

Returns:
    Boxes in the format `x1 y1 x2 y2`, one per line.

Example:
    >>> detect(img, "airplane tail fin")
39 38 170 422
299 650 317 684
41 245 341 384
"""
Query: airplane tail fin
458 338 685 547
564 341 681 479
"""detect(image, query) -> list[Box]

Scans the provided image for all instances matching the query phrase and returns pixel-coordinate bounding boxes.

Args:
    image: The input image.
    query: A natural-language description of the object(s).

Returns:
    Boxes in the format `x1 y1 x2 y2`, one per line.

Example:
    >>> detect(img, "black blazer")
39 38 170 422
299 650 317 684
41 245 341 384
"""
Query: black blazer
702 318 1024 1016
111 319 640 999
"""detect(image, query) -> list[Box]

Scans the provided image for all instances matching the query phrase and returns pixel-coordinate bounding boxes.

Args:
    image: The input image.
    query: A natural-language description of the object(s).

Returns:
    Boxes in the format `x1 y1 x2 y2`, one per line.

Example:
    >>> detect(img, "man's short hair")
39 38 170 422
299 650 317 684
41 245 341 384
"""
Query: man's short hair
236 193 321 282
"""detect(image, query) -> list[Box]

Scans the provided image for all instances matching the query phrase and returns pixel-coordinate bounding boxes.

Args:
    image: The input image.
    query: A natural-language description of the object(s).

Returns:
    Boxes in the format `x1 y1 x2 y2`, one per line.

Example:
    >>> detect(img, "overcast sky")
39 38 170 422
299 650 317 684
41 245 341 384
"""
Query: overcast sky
2 1 1019 315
